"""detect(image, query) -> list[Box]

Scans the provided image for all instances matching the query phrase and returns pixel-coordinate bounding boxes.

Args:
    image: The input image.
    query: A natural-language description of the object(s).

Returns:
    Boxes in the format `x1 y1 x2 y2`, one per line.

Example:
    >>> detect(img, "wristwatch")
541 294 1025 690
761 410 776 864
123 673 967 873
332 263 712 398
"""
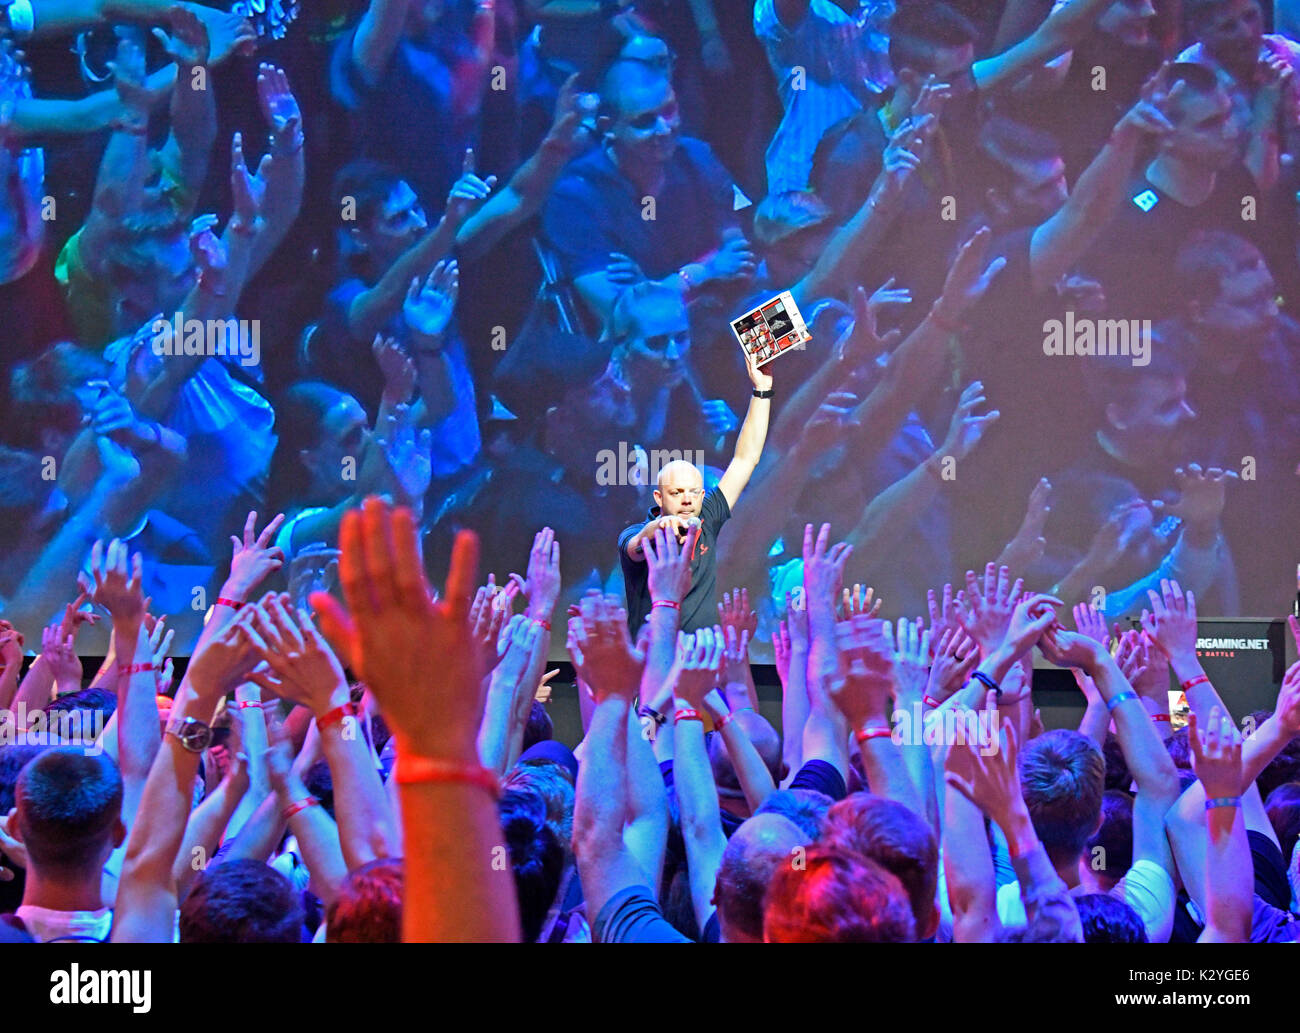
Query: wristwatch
165 715 213 753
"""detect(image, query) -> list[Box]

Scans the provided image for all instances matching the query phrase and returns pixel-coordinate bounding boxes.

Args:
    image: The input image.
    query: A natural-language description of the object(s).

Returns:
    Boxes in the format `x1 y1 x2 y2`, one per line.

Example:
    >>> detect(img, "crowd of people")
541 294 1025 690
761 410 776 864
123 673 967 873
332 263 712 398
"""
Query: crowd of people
0 0 1299 942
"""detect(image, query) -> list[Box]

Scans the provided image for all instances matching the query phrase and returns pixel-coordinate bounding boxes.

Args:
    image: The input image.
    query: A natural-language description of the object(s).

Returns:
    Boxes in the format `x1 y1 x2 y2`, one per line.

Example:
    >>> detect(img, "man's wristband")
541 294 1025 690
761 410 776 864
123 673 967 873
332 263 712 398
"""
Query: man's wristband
652 599 681 611
923 694 943 709
216 597 244 610
236 700 266 711
1205 797 1241 811
752 388 773 399
117 663 155 678
970 670 1000 698
638 705 667 727
1151 713 1172 723
1181 673 1211 692
394 755 501 799
854 724 894 745
1105 690 1139 712
532 617 551 632
674 708 703 724
715 706 752 730
318 701 358 732
283 796 320 821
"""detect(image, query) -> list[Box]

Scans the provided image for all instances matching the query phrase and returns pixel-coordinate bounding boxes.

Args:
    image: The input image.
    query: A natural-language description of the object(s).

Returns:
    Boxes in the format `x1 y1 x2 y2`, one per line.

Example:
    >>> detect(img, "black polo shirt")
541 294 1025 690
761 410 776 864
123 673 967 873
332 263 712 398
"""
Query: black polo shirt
619 489 730 634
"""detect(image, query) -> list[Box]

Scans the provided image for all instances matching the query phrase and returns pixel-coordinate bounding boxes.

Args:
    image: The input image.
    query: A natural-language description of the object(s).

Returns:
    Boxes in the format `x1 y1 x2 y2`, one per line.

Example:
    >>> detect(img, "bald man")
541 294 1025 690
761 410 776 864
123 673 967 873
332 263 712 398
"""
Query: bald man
618 351 773 632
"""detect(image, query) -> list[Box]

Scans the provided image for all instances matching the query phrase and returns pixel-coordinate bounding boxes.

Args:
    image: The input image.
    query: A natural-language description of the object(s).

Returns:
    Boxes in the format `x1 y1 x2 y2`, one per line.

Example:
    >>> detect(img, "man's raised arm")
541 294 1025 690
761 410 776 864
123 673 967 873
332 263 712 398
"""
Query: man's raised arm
717 351 773 510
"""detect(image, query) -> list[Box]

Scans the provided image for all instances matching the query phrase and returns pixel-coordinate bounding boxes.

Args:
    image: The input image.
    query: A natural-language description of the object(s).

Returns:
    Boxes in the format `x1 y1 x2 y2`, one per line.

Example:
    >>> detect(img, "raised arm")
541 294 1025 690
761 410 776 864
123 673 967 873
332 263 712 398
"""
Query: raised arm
1187 709 1251 943
972 0 1112 95
351 0 411 86
310 500 520 941
716 351 773 509
152 5 216 208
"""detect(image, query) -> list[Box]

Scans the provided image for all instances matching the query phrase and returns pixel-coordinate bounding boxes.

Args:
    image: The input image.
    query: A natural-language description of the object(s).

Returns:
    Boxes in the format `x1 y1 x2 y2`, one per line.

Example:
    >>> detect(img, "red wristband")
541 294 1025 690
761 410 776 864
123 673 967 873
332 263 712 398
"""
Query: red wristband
923 695 943 708
715 706 752 730
1181 674 1210 692
318 701 358 732
1152 713 1172 723
282 796 320 821
394 755 500 798
236 700 265 711
216 597 244 610
532 617 551 632
855 725 894 745
117 663 155 677
674 708 703 723
652 600 681 611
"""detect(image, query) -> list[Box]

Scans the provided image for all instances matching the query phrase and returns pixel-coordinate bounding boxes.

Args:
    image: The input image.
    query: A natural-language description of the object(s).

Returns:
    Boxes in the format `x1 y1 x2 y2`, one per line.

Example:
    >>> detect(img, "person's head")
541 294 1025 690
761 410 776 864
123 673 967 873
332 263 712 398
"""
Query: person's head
1086 789 1135 890
1185 0 1263 68
888 3 979 114
1019 729 1105 866
709 712 786 805
1077 893 1148 942
504 759 576 853
652 459 704 519
499 789 565 942
820 794 940 938
105 203 193 335
269 382 370 509
1166 726 1193 770
1099 0 1158 46
9 342 115 456
610 32 674 80
333 161 427 278
1256 729 1300 803
521 700 554 753
1265 782 1300 872
978 116 1069 225
1084 329 1195 457
712 813 810 942
752 191 833 287
1176 231 1278 364
1158 62 1242 171
608 280 692 392
763 845 916 942
598 60 680 171
754 788 834 841
42 690 117 746
1103 734 1132 791
180 859 304 942
326 857 403 942
13 749 124 884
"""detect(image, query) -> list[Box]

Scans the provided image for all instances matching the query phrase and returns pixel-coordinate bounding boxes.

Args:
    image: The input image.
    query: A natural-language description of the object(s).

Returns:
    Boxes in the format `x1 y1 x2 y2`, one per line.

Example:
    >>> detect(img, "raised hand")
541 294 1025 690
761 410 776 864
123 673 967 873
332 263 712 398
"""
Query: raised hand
311 498 484 760
718 587 758 638
944 708 1024 831
190 216 229 296
703 235 757 283
107 35 157 130
374 335 416 407
1187 706 1243 801
925 582 964 658
373 405 433 506
605 251 646 286
925 626 979 704
147 615 176 693
152 4 210 67
720 623 751 688
90 538 147 632
1140 578 1198 663
230 131 269 226
933 226 1007 323
226 511 286 599
185 606 264 702
1150 464 1237 531
887 617 931 701
938 380 999 461
567 592 644 703
190 5 257 64
802 523 852 619
801 391 861 454
256 63 301 141
669 626 725 707
1113 61 1179 144
243 594 350 713
469 582 509 676
1072 601 1110 648
1037 621 1106 672
871 112 935 210
959 563 1023 655
833 280 907 370
840 583 882 620
644 523 698 605
403 259 459 342
444 149 498 226
1274 662 1300 736
828 614 895 730
40 623 83 695
543 72 599 155
507 527 562 621
997 477 1052 573
701 397 740 438
999 593 1062 662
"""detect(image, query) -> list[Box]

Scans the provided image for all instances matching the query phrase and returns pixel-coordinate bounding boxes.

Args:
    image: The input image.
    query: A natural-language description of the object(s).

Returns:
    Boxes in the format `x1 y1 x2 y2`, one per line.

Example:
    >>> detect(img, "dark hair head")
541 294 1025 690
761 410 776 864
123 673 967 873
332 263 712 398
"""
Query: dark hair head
1087 789 1135 886
9 342 110 450
1019 729 1105 860
521 700 553 753
179 859 304 943
754 788 834 841
1175 230 1265 308
43 688 117 734
1265 782 1300 871
1077 893 1148 943
0 746 49 814
499 789 565 942
714 813 810 942
888 2 978 76
332 160 406 232
304 760 337 821
1081 322 1189 410
1255 723 1300 803
327 857 403 942
1166 726 1192 770
268 381 352 512
821 794 938 932
1103 734 1132 791
15 748 122 875
763 845 916 943
504 759 575 851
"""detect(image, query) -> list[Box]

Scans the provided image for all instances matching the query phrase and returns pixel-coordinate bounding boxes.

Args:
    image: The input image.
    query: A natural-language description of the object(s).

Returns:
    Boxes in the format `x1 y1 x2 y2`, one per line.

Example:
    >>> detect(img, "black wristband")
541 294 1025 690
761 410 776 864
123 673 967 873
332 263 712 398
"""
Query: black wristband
970 670 1001 698
752 388 774 399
